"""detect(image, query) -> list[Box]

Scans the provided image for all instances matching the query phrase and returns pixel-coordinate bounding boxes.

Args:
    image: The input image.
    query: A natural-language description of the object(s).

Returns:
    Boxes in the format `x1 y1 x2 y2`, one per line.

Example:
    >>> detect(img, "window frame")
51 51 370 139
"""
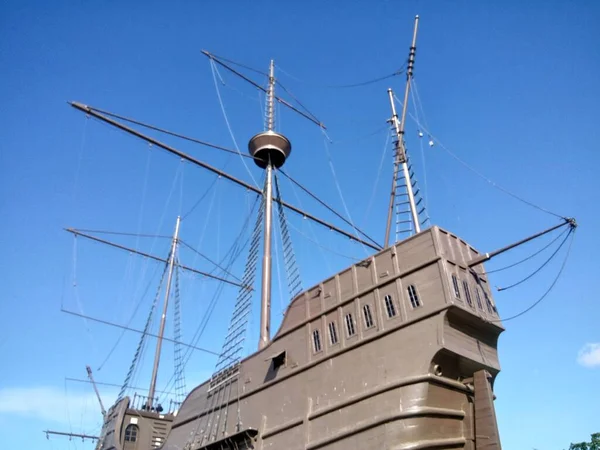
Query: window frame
384 294 397 318
312 329 322 353
124 424 139 443
344 313 356 337
451 274 461 299
475 287 483 310
484 291 496 314
462 280 473 307
407 284 421 308
362 304 374 328
328 321 339 345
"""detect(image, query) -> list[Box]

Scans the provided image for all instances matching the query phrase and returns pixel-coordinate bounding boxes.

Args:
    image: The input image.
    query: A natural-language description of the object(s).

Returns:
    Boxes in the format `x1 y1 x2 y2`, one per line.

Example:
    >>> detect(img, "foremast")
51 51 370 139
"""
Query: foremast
385 15 421 246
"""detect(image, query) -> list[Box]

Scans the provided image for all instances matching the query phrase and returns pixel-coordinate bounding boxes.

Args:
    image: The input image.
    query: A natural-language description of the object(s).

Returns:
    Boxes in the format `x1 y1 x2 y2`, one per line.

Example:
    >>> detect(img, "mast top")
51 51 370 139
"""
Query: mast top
248 59 292 169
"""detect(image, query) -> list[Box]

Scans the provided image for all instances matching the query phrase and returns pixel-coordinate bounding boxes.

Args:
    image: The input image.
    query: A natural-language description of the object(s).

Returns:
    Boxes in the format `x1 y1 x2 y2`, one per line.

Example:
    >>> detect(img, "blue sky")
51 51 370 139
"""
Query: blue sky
1 1 599 449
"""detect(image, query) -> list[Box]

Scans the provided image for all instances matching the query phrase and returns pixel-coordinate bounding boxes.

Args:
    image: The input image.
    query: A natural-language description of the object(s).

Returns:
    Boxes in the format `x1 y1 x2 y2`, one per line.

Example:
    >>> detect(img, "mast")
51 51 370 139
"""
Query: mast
147 215 181 409
86 365 106 417
384 15 420 247
261 60 275 352
248 60 291 350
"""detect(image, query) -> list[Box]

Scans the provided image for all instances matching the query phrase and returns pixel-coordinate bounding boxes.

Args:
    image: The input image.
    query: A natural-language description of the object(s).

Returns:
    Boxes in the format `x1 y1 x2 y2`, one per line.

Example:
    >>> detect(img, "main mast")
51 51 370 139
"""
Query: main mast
248 60 291 350
384 15 420 247
147 215 181 409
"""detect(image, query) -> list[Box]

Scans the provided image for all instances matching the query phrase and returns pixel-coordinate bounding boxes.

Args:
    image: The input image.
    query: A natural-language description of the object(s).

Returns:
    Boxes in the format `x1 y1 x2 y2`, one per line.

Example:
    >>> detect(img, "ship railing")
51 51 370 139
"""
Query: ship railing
131 393 181 414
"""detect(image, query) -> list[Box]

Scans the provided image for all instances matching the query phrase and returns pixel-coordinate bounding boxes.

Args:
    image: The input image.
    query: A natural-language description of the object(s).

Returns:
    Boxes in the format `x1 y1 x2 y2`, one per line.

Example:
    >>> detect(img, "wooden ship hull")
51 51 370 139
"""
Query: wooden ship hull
158 226 503 449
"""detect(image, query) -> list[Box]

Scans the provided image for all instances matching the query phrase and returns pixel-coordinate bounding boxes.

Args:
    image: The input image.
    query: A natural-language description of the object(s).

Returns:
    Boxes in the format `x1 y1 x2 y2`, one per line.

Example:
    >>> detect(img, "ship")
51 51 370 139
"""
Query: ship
52 15 577 450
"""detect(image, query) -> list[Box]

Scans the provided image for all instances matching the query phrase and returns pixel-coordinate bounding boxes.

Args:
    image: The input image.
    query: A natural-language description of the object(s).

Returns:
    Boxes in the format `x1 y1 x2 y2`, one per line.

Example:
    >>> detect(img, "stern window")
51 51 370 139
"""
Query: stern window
345 313 356 337
328 321 339 345
475 287 483 310
312 329 322 353
407 284 421 308
125 424 139 442
384 294 397 318
363 304 374 328
451 275 461 299
484 292 496 314
463 281 473 307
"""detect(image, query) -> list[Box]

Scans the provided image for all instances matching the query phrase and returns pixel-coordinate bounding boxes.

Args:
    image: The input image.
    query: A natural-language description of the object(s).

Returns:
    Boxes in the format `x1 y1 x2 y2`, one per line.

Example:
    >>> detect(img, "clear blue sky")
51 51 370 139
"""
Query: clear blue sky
1 1 599 449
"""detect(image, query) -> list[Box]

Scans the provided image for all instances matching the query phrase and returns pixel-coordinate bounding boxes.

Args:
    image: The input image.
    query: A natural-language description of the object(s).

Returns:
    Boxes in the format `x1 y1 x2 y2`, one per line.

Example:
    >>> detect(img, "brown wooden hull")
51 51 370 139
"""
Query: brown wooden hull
159 226 504 449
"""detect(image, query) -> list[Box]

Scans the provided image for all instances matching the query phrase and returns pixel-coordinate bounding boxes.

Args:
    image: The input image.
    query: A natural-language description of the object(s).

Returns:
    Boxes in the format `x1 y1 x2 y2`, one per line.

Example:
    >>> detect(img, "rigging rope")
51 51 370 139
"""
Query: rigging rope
82 105 252 159
276 63 406 89
361 131 390 227
181 171 221 220
204 51 269 77
204 51 326 129
409 79 430 217
71 229 171 239
496 227 573 292
483 226 569 275
329 124 389 145
71 236 91 336
286 220 360 261
393 92 568 220
156 194 261 403
275 80 322 128
277 168 381 248
272 210 286 317
283 172 333 273
70 115 88 222
274 173 303 300
133 146 152 271
210 59 261 189
213 193 264 374
179 240 242 282
118 263 169 401
97 261 163 371
490 228 576 323
321 129 370 257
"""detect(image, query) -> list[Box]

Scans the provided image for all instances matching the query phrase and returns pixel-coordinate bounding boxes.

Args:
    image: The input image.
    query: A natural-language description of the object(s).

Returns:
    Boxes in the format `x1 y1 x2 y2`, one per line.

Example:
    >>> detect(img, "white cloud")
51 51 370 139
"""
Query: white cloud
577 343 600 368
0 374 213 429
0 385 117 425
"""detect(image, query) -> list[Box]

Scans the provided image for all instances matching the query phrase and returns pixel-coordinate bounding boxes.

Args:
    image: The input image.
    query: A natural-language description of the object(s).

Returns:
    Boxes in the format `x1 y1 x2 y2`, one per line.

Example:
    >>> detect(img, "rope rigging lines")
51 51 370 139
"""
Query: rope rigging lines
392 91 569 221
387 77 579 326
202 50 326 129
277 168 381 249
485 226 570 276
496 225 574 292
70 102 380 251
209 57 261 190
213 192 264 375
117 263 168 401
274 173 303 300
490 225 576 323
79 104 253 160
275 62 406 89
154 194 261 405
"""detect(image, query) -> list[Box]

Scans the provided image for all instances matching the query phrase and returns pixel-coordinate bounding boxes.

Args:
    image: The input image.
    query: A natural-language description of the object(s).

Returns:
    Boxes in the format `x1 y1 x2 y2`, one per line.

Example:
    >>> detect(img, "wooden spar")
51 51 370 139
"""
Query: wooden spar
201 50 326 129
68 102 381 251
467 218 575 267
61 308 233 359
65 228 249 289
